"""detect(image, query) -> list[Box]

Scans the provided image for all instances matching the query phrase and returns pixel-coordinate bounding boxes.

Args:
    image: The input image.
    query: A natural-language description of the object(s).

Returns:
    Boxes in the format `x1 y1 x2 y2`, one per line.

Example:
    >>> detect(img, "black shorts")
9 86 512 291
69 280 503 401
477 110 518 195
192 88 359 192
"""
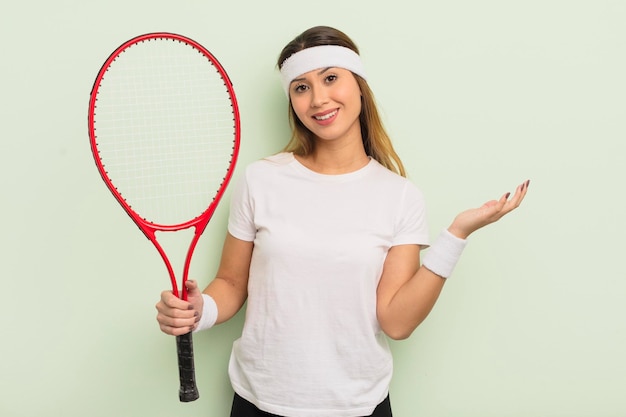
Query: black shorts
230 393 393 417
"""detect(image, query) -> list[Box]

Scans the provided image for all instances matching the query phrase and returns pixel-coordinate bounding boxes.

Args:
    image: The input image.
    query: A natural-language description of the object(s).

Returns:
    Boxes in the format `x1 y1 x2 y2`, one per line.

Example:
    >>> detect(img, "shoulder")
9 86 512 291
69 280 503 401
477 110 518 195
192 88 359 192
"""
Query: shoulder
262 152 295 165
236 152 297 193
366 160 428 211
243 152 295 174
369 159 424 193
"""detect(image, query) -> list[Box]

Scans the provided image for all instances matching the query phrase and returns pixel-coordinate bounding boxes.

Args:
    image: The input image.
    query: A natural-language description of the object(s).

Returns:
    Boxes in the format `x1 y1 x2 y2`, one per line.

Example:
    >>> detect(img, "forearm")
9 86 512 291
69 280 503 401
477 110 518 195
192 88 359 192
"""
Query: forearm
377 230 467 339
197 232 252 327
204 276 248 325
377 266 446 340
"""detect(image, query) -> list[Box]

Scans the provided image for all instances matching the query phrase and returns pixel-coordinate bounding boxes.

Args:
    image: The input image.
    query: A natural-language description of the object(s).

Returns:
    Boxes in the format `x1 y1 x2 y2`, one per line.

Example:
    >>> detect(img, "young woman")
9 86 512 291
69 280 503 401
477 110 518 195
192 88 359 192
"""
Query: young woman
156 26 529 417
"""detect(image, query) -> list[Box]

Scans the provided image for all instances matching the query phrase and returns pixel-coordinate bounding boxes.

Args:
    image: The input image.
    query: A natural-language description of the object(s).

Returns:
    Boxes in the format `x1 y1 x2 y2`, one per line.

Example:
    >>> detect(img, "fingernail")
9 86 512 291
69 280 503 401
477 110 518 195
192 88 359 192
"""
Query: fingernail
505 192 511 199
188 305 194 310
194 311 199 317
526 179 531 188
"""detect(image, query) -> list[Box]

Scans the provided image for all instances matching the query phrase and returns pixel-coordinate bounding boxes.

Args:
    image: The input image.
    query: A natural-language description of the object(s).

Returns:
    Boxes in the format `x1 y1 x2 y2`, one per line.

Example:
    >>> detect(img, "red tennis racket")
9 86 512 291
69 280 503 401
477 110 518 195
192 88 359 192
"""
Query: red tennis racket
87 33 240 402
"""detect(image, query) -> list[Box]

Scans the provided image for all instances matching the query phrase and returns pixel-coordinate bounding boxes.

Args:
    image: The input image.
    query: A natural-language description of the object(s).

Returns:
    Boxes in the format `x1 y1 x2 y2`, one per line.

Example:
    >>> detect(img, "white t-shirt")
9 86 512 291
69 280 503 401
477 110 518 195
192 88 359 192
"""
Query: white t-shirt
227 152 429 417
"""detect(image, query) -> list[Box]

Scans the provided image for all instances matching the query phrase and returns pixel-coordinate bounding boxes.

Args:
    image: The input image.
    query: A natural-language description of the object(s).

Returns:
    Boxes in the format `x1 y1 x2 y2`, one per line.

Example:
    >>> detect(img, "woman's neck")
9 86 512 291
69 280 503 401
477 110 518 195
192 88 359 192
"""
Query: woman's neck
295 140 369 175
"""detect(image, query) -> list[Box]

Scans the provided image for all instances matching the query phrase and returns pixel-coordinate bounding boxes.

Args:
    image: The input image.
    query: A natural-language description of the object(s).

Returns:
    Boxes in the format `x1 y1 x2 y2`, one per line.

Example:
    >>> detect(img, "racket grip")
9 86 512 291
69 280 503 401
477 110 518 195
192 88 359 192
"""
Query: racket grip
176 332 199 402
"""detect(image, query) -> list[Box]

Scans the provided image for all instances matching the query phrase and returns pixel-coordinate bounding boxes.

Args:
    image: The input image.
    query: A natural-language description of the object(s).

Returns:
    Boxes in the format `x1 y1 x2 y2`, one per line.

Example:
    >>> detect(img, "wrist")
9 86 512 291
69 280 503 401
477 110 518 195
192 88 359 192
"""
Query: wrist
446 225 470 240
422 229 468 278
193 293 218 333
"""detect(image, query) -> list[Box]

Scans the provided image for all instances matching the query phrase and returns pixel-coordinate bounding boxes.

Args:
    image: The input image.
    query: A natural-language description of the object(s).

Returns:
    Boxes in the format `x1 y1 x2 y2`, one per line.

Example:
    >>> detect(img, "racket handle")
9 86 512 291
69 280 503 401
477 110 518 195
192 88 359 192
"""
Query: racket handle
176 332 199 402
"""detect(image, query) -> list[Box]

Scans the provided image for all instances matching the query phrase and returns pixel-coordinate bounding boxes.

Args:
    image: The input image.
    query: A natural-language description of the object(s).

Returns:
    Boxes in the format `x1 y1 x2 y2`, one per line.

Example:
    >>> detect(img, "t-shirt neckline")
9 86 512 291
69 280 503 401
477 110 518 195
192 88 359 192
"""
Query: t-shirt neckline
288 152 376 181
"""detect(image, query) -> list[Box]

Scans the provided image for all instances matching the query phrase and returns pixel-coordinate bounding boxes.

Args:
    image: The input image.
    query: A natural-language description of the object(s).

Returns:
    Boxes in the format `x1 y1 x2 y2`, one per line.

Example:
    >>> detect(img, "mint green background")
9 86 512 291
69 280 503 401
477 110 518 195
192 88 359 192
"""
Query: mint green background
1 1 624 416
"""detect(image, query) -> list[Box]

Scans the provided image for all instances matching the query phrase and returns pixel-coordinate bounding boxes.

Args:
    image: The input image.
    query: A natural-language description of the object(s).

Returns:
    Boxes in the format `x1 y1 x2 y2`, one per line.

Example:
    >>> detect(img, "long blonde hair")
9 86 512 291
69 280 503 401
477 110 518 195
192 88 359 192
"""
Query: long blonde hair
277 26 406 177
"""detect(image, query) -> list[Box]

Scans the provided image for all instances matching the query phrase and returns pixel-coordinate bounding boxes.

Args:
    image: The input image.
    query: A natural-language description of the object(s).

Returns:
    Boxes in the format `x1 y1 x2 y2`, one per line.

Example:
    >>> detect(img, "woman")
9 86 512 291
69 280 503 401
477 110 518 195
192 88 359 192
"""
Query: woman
156 26 529 417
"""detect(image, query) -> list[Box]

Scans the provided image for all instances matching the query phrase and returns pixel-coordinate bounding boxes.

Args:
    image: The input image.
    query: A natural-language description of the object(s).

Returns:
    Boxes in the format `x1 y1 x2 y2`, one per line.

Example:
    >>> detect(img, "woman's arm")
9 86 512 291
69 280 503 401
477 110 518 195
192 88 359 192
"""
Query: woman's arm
377 180 529 340
156 232 253 335
204 233 253 325
376 245 442 340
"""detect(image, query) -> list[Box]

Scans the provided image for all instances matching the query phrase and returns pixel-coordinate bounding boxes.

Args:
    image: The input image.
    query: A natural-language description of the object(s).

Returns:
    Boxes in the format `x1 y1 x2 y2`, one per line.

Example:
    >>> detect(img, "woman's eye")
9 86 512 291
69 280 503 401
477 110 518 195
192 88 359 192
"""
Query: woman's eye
325 74 337 83
294 84 308 93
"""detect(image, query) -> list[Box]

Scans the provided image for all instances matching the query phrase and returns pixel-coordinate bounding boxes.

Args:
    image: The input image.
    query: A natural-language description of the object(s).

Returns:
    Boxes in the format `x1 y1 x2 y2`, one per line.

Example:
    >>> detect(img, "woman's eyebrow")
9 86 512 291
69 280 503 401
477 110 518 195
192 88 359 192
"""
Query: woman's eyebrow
290 67 334 84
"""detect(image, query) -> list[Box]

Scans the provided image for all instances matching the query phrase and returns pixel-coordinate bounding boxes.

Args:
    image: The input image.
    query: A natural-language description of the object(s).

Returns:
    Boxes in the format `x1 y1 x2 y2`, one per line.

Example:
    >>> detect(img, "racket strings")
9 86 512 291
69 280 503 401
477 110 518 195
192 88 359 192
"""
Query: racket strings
94 38 236 225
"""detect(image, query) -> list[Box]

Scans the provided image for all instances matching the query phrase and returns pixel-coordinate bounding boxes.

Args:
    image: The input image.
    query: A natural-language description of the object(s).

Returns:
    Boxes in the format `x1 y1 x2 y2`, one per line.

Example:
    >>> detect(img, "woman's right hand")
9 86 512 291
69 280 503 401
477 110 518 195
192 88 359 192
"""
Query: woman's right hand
155 279 203 336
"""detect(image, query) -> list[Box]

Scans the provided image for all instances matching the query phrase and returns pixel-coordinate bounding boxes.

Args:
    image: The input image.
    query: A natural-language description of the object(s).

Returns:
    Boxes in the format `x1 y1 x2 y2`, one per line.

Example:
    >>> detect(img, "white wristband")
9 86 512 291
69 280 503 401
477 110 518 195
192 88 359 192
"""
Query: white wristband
422 229 467 278
193 293 218 333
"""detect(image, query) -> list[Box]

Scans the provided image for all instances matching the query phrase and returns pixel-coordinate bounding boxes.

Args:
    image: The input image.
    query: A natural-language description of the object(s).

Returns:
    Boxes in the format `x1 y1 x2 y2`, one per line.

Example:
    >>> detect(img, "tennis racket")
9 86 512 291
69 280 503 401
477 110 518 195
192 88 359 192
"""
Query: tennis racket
87 32 240 402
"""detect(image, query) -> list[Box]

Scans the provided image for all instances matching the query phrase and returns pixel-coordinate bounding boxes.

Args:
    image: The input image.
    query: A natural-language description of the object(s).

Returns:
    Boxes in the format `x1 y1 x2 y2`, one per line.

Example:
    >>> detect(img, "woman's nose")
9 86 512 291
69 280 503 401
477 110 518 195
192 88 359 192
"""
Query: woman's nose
310 86 329 108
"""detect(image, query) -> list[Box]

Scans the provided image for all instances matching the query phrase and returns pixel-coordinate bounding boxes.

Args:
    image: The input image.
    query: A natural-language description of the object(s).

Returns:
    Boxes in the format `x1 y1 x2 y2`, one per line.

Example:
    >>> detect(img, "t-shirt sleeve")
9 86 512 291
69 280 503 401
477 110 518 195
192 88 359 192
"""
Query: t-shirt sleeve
227 169 256 242
392 181 430 248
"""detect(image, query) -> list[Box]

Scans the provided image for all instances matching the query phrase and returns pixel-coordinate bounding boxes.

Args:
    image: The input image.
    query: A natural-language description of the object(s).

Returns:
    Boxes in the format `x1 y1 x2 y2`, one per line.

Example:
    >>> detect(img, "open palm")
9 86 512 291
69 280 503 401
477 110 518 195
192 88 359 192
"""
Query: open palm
448 180 530 239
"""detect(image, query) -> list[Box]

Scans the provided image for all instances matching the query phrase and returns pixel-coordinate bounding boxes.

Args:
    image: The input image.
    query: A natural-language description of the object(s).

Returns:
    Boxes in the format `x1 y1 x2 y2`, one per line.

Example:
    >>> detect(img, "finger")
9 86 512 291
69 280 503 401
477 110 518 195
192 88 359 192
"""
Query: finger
156 302 196 318
501 180 530 214
155 298 195 326
486 192 510 213
185 279 201 296
500 191 511 205
160 289 193 309
509 180 530 207
156 308 198 326
157 311 197 325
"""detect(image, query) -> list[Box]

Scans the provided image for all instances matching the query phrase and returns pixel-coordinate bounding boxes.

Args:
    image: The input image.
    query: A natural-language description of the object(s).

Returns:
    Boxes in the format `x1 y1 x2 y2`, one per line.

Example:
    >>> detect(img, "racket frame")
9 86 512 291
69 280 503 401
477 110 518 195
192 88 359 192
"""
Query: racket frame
87 32 241 401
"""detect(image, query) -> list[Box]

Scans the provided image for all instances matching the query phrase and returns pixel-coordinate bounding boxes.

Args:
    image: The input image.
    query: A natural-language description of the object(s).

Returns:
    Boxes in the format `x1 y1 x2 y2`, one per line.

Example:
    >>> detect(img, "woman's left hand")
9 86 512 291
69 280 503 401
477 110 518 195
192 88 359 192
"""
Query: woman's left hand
448 180 530 240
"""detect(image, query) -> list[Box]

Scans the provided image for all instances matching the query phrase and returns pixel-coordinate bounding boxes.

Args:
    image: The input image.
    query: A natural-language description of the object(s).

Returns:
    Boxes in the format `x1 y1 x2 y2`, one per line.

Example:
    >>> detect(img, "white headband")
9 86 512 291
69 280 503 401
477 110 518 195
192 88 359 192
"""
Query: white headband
279 45 367 95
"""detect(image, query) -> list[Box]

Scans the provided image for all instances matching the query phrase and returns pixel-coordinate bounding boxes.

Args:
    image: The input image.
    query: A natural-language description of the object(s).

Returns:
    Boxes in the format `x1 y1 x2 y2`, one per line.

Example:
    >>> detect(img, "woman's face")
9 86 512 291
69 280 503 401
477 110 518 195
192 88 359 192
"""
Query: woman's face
288 67 362 145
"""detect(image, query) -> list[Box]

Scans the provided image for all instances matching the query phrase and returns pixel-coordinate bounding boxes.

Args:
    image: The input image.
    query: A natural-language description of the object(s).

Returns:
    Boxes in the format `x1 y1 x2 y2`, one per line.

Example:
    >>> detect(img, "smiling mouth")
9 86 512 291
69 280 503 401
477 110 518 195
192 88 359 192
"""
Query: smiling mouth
313 109 338 121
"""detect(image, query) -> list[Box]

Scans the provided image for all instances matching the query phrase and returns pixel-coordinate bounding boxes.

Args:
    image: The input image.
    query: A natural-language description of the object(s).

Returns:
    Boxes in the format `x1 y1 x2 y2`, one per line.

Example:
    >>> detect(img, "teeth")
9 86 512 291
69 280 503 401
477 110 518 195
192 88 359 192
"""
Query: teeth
315 110 337 121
